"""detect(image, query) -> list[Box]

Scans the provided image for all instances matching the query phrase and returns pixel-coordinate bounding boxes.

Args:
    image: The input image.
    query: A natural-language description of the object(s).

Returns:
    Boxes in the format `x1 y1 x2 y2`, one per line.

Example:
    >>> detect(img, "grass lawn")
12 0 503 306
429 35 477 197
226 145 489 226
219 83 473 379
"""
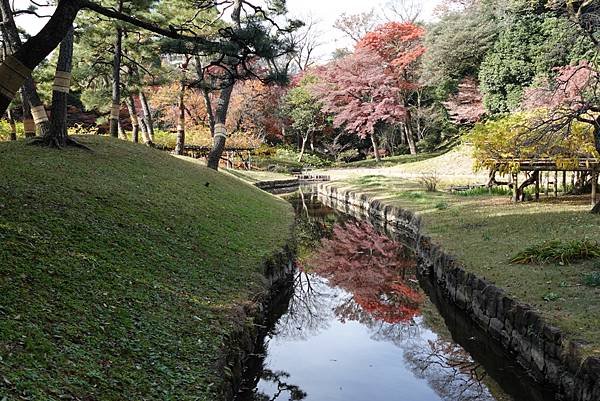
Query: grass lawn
337 152 443 168
0 137 293 400
223 169 294 183
337 175 600 357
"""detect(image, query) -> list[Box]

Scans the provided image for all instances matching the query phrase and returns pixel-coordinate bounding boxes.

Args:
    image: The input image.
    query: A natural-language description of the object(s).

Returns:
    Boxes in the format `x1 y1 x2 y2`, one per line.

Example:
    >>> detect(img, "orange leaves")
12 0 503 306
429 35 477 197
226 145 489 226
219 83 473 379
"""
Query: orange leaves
358 22 425 71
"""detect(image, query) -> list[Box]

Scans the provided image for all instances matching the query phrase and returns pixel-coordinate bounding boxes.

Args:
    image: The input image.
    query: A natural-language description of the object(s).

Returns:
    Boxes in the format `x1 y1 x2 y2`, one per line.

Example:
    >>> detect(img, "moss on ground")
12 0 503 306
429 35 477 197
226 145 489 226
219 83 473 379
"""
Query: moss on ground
339 175 600 357
0 137 293 400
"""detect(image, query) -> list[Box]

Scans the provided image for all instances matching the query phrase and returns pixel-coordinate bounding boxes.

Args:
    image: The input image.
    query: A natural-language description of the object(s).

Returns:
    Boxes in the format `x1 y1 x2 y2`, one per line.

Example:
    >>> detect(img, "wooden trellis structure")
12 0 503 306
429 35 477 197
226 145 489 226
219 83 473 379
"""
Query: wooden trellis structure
487 158 600 205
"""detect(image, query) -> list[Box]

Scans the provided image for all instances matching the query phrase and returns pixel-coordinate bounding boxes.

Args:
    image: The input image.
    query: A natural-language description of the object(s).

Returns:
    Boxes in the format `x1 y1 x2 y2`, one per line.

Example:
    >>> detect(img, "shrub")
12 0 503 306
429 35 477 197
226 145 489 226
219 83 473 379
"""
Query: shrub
435 201 449 210
418 171 439 192
511 240 600 265
0 119 24 141
455 186 512 197
583 271 600 287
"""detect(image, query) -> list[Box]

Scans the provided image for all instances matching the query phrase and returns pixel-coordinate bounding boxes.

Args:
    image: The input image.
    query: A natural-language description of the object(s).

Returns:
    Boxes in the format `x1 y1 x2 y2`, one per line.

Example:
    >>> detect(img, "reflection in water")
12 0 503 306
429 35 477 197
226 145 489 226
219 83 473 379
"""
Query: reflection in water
405 339 489 401
255 370 307 401
237 190 555 401
308 220 423 325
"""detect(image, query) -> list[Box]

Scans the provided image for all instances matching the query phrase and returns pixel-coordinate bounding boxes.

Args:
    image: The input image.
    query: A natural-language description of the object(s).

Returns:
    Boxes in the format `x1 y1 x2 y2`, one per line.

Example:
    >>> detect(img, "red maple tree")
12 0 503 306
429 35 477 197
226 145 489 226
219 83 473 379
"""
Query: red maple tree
314 22 426 159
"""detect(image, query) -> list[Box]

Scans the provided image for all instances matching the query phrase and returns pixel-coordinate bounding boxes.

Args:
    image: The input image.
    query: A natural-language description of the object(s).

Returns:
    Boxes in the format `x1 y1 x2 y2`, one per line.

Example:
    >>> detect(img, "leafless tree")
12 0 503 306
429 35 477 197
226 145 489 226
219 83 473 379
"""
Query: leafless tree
382 0 422 23
288 15 322 73
333 9 379 44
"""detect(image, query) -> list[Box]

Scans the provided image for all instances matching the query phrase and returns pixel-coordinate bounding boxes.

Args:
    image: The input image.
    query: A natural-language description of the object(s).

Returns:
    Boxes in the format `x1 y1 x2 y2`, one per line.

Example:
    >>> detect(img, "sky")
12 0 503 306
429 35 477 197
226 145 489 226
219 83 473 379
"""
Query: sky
286 0 443 60
15 0 443 61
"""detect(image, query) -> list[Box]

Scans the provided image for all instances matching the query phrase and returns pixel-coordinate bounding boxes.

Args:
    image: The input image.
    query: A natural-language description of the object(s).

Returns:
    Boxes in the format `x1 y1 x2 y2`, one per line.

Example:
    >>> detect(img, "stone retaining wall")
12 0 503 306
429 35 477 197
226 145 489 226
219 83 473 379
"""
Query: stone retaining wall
318 182 600 401
217 244 295 401
254 179 299 192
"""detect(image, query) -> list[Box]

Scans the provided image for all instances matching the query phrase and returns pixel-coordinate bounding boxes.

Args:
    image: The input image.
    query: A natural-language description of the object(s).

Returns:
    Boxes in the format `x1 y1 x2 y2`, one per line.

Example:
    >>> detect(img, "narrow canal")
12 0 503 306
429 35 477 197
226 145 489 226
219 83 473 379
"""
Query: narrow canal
236 189 556 401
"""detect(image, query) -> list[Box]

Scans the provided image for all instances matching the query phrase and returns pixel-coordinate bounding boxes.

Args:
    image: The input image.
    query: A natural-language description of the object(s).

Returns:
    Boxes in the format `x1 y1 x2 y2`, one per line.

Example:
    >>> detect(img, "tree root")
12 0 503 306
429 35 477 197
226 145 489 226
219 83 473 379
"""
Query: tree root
592 202 600 214
28 136 93 152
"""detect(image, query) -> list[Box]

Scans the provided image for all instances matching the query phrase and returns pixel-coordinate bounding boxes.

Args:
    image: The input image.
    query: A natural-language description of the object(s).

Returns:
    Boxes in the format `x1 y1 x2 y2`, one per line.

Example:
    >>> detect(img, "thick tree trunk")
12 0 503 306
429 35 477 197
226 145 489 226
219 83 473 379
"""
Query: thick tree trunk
47 25 75 147
206 0 241 171
125 96 139 143
207 84 234 170
139 90 154 141
175 81 186 155
371 133 381 162
0 0 81 116
404 117 417 155
110 5 123 138
21 92 35 138
0 0 51 137
201 87 215 134
22 80 51 136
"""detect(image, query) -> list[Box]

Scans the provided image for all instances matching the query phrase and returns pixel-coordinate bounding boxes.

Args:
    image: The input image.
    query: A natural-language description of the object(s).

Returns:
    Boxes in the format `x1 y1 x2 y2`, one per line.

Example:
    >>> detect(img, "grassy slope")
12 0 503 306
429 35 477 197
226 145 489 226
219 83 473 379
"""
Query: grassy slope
338 152 442 168
223 169 294 183
339 175 600 357
0 137 293 400
318 145 489 184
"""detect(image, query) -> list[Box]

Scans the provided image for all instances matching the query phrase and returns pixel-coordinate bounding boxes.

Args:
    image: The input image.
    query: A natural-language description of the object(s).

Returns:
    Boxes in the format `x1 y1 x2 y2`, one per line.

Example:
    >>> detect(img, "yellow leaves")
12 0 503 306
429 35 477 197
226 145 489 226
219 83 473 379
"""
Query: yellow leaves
468 111 598 168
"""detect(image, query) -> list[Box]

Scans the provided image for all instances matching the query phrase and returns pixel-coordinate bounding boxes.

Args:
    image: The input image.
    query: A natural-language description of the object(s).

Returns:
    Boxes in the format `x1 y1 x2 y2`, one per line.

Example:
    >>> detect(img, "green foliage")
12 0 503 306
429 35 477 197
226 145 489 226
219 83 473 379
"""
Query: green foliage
583 271 600 287
455 186 512 197
511 240 600 265
478 11 594 114
0 137 292 399
543 292 561 302
282 74 327 137
252 146 332 172
0 120 24 141
422 1 500 96
434 201 449 210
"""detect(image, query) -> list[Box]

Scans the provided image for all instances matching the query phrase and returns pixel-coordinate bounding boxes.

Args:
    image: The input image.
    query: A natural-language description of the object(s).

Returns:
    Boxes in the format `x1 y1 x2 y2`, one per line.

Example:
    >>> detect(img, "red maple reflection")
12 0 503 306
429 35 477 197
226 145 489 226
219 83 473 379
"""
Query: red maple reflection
308 221 423 324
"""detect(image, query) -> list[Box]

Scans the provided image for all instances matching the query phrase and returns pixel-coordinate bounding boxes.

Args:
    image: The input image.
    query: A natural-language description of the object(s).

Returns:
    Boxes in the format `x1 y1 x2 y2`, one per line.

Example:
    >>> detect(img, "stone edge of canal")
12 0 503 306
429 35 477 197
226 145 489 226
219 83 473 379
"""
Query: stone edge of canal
316 182 600 401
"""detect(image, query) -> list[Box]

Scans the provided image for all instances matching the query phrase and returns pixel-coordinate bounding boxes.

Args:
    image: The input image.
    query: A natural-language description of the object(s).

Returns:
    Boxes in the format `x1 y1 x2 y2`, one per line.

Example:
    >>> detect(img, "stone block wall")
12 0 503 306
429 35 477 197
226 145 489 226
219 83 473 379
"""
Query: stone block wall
317 182 600 401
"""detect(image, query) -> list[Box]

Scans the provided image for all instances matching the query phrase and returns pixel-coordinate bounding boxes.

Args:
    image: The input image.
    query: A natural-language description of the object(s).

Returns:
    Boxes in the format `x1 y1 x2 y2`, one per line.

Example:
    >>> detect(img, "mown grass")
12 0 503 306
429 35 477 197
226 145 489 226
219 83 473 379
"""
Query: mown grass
339 176 600 356
0 137 293 400
337 152 442 168
224 168 294 183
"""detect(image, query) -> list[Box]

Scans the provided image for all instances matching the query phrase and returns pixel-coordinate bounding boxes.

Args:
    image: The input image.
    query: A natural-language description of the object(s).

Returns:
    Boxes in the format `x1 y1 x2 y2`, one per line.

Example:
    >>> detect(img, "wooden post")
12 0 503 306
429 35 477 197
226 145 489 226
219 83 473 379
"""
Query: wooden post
554 171 558 197
562 171 567 195
592 170 598 206
545 171 550 197
512 173 518 203
535 171 540 201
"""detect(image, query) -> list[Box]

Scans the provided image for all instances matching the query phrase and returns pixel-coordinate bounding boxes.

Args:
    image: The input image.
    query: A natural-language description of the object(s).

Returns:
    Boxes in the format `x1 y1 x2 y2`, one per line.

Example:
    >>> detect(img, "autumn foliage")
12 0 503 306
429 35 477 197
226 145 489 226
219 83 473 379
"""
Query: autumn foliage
358 22 425 74
312 22 425 154
308 221 423 324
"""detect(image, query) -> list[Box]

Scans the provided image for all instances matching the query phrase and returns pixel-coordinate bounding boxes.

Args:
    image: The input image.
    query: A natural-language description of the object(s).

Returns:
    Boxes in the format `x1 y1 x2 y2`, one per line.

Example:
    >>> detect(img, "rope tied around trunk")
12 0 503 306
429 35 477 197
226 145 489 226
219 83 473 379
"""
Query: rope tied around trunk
52 71 72 93
0 56 31 100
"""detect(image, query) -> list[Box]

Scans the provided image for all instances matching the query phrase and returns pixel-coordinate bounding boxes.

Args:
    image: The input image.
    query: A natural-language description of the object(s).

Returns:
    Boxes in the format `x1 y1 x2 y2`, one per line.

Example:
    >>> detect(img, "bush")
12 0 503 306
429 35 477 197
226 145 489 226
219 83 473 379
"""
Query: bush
583 271 600 287
336 149 361 163
455 186 512 197
435 201 449 210
418 171 440 192
511 240 600 265
0 119 24 141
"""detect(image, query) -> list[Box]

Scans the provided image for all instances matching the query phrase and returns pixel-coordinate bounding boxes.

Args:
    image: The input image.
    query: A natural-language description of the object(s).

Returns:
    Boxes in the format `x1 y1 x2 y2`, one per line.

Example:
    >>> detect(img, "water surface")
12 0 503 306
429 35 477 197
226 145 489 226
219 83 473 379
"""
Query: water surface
236 190 556 401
